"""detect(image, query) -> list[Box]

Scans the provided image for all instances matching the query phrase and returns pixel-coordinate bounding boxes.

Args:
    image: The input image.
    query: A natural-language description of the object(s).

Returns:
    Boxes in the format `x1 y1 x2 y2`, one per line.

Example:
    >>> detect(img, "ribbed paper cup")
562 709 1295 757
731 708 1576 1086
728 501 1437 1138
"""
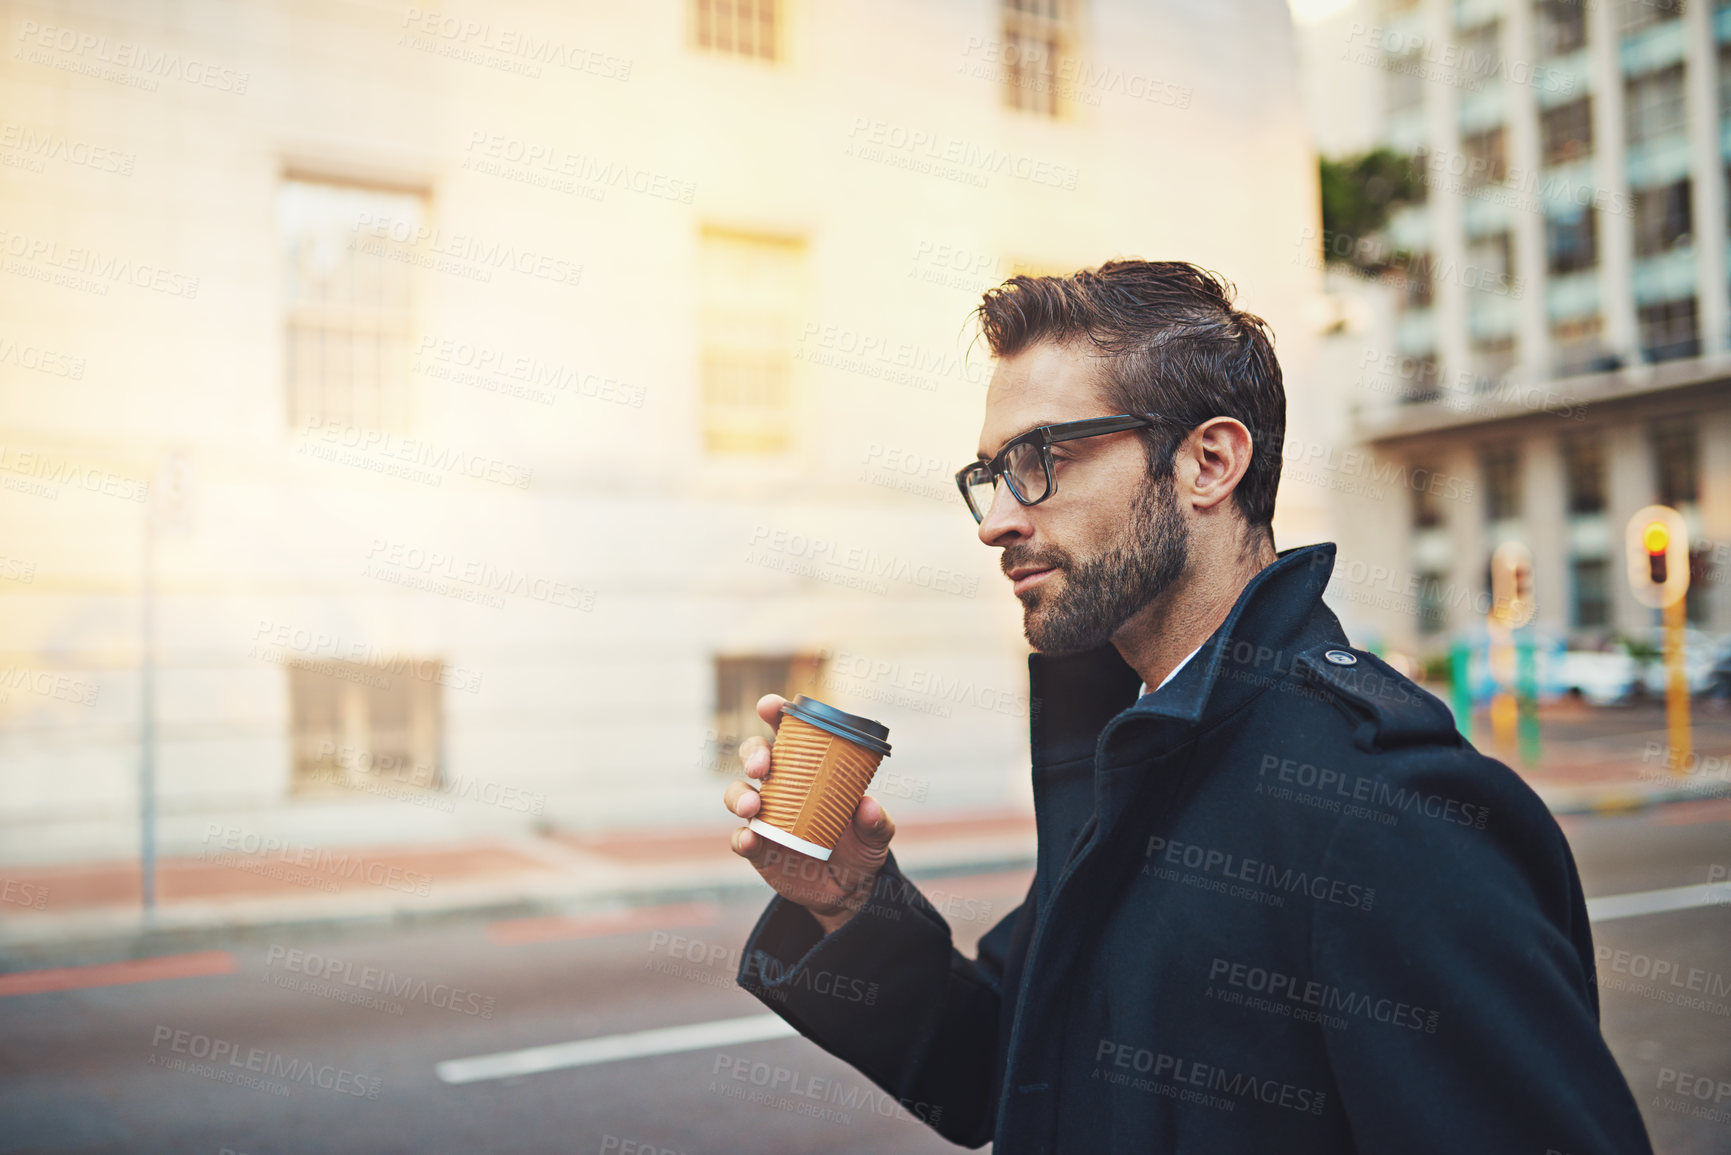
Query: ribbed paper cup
749 696 891 862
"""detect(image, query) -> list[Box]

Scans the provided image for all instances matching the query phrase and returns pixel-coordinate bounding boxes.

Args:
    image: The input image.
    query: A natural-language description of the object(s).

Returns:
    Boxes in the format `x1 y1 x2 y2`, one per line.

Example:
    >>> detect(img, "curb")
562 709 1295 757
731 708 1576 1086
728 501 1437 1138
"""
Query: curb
1536 776 1731 817
0 852 1038 969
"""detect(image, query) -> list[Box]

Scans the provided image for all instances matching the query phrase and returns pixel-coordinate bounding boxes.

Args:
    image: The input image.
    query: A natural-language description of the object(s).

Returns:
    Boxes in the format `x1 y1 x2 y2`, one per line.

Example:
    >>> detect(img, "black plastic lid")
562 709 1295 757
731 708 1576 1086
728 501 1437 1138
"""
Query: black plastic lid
781 695 892 758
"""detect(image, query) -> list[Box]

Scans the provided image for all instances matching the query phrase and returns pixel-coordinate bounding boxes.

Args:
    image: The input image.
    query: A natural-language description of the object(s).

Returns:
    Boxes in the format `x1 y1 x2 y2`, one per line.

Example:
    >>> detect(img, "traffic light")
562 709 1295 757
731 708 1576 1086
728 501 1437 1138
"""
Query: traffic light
1626 506 1688 609
1490 541 1535 627
1643 521 1668 585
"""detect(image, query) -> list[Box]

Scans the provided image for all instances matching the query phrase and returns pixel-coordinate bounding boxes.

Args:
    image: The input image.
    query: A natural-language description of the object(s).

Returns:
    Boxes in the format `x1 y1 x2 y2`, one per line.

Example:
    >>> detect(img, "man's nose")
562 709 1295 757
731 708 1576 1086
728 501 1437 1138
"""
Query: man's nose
978 478 1032 546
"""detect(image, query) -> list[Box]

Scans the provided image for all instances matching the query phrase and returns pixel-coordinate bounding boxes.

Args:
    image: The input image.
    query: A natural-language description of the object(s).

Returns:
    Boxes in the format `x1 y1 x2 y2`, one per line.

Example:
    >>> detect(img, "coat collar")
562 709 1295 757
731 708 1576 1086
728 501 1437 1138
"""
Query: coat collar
1027 542 1347 769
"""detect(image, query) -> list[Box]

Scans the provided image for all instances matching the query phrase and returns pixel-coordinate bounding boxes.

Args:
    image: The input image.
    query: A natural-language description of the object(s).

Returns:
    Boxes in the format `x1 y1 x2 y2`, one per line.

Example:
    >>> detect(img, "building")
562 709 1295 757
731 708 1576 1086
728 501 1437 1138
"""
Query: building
0 0 1331 866
1307 0 1731 658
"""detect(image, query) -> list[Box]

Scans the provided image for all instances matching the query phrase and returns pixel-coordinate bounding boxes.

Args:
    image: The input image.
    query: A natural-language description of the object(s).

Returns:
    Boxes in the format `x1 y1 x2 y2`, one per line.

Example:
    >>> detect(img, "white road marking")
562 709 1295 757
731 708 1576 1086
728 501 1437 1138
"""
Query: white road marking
1587 882 1731 922
438 883 1731 1085
436 1013 797 1085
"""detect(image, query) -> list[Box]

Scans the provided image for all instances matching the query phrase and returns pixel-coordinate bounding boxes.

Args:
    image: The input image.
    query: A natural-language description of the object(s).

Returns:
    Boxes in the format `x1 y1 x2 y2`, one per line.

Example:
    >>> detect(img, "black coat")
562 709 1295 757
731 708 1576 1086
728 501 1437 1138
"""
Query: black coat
736 542 1653 1153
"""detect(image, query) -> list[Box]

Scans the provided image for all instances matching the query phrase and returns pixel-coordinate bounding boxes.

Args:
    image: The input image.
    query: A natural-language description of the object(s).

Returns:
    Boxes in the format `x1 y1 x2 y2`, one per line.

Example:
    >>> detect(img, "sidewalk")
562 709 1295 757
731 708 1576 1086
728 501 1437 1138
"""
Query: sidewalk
3 702 1726 955
0 810 1041 954
1468 697 1731 816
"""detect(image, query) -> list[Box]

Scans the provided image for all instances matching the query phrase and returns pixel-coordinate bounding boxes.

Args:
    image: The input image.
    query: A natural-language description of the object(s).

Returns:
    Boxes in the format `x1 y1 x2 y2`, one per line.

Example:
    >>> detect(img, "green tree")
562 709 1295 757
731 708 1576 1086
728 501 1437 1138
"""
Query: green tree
1318 149 1425 274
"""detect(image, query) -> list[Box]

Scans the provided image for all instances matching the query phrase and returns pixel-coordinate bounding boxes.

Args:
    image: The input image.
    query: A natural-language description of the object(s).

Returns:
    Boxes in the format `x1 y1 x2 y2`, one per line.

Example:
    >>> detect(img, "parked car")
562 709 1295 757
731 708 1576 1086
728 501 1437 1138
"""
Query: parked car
1449 629 1641 707
1552 649 1641 706
1632 627 1728 697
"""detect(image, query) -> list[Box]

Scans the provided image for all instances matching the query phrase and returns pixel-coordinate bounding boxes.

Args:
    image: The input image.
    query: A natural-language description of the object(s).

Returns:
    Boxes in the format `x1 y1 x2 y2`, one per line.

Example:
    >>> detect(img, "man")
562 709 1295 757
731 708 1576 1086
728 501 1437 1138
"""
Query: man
721 261 1652 1152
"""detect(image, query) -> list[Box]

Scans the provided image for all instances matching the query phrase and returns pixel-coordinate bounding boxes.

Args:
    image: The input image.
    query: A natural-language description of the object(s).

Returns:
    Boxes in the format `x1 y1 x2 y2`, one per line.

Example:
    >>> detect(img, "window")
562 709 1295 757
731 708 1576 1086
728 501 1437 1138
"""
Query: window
1536 0 1588 58
1466 231 1513 292
1417 571 1449 635
1651 418 1699 506
1388 55 1425 115
1400 252 1434 308
1457 22 1501 82
1622 0 1685 37
698 225 805 454
1001 0 1079 117
290 658 443 793
1720 44 1731 124
691 0 778 61
1460 126 1506 187
708 654 827 774
1482 445 1521 521
1633 179 1691 256
1407 148 1430 205
1570 557 1610 628
1561 433 1606 514
1546 204 1597 273
1399 353 1441 403
279 178 424 431
1638 297 1700 361
1540 97 1593 166
1626 64 1686 146
1469 333 1517 389
1553 315 1610 375
1412 464 1446 527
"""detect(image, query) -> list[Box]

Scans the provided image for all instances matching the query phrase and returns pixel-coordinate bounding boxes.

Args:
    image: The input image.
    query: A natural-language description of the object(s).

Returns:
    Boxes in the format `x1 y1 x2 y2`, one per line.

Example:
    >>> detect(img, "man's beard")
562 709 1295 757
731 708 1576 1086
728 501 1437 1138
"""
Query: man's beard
1005 469 1190 655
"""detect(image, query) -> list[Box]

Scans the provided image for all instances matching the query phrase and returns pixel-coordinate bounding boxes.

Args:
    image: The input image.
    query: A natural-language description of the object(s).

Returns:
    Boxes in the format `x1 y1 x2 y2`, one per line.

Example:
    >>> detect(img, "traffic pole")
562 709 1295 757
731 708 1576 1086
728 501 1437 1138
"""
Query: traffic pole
1664 596 1691 775
140 497 157 921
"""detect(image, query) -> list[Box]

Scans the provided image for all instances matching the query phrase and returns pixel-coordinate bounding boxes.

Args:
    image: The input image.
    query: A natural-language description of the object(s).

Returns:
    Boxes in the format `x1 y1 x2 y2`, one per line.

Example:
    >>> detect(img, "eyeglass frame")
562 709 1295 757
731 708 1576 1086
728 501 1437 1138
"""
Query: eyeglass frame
954 412 1194 524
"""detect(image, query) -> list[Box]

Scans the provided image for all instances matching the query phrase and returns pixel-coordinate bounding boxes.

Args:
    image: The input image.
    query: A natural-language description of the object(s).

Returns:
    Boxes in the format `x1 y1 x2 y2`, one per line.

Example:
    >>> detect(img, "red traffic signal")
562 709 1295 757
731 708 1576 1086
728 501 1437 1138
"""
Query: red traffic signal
1628 507 1688 608
1644 521 1669 584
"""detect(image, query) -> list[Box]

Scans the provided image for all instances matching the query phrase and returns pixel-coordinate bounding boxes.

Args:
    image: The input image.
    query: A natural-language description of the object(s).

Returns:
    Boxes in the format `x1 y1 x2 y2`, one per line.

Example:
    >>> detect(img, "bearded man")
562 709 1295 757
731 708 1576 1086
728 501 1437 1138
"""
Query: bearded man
721 260 1652 1154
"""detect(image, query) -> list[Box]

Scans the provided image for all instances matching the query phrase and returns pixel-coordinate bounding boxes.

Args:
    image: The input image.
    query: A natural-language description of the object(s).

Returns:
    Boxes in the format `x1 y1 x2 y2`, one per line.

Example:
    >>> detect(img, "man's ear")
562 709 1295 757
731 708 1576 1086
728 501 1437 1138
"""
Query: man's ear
1184 417 1255 514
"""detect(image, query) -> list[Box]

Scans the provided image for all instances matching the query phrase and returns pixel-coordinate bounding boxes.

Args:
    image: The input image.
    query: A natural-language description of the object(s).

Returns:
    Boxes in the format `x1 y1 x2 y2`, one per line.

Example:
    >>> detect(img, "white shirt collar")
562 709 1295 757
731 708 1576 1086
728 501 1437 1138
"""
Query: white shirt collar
1138 642 1203 698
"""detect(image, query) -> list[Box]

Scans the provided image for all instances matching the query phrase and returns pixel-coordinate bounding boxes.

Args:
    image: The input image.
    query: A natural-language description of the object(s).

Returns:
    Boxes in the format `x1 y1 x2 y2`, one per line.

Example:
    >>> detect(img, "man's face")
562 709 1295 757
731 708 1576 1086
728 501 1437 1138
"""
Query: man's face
974 340 1191 654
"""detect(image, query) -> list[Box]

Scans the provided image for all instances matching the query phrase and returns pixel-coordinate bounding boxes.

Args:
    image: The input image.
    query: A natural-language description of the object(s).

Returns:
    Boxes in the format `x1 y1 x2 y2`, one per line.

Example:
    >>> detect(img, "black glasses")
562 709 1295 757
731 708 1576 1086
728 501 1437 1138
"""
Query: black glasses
955 413 1189 524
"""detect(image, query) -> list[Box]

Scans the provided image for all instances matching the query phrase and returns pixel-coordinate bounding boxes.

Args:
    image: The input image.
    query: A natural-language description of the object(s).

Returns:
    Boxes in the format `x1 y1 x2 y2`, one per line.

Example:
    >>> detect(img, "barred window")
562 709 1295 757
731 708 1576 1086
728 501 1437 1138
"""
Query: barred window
698 225 806 454
1540 97 1593 166
290 658 443 793
1651 417 1699 507
1632 179 1692 256
1546 204 1596 274
691 0 778 61
1621 0 1685 38
1457 22 1501 81
1536 0 1588 58
1626 64 1686 146
1561 433 1606 515
279 177 425 431
1460 126 1506 187
1638 297 1699 362
1569 557 1610 628
707 654 827 774
1001 0 1080 117
1481 445 1522 521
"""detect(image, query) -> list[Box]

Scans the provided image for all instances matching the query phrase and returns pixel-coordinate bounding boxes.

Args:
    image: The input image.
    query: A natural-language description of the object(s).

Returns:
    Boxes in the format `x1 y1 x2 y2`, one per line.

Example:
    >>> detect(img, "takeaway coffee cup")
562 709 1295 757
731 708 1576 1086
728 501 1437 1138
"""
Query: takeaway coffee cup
747 695 892 862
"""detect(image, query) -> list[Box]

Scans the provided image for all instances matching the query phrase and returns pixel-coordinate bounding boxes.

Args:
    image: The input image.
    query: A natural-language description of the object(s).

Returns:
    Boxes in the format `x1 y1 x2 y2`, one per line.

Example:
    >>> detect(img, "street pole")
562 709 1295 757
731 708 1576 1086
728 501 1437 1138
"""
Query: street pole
1449 637 1472 740
1626 506 1691 778
1516 629 1540 768
140 494 157 921
1664 595 1691 775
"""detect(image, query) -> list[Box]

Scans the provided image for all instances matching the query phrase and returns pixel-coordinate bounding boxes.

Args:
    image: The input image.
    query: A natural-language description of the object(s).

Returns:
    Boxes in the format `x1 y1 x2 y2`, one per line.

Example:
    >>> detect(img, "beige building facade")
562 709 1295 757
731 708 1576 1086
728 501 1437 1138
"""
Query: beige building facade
0 0 1334 865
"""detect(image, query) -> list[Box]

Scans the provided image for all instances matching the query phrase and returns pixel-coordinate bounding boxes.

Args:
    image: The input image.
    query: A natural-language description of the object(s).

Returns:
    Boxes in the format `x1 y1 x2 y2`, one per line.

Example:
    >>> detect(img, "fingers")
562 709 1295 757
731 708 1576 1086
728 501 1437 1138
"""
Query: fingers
729 823 765 863
852 795 896 850
755 693 787 732
723 778 762 820
737 736 771 780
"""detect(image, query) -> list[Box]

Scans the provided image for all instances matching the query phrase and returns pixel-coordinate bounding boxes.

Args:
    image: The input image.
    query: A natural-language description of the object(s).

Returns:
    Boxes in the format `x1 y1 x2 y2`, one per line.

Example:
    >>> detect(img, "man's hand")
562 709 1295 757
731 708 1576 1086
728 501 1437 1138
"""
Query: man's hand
723 693 896 936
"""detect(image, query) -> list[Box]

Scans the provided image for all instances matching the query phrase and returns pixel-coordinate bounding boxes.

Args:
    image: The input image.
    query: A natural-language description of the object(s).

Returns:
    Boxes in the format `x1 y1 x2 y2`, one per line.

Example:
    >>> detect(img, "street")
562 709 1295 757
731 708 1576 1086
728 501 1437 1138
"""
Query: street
1 799 1728 1155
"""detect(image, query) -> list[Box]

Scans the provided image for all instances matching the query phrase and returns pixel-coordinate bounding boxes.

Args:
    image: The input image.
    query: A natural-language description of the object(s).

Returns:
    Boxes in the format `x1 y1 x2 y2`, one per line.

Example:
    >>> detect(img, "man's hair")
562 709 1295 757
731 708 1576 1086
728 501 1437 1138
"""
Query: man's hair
972 259 1285 549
